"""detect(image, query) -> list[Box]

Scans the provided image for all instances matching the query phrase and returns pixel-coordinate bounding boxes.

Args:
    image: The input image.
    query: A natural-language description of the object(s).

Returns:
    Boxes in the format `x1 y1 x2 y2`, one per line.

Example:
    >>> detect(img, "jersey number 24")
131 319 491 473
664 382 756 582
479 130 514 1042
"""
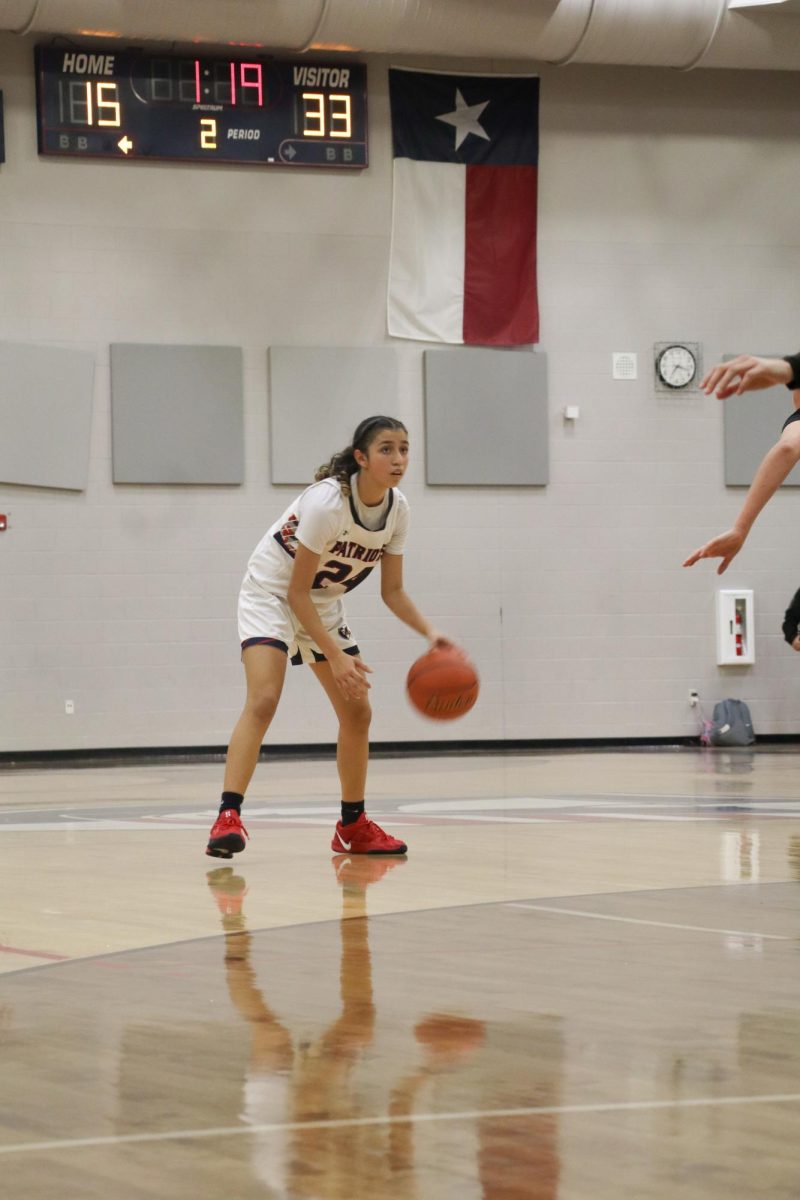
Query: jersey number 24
312 560 374 593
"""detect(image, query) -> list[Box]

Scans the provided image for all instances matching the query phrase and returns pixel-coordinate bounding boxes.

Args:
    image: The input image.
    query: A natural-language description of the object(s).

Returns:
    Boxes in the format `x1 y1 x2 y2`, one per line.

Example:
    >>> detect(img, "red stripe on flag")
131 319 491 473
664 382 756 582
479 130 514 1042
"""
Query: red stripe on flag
463 165 539 346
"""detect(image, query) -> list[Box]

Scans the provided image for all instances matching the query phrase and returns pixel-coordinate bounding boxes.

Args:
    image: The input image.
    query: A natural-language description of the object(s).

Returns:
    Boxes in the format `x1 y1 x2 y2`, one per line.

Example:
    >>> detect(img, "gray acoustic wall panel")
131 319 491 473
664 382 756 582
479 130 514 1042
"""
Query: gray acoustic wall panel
0 341 95 490
111 344 244 484
424 349 548 485
723 354 800 486
269 347 398 485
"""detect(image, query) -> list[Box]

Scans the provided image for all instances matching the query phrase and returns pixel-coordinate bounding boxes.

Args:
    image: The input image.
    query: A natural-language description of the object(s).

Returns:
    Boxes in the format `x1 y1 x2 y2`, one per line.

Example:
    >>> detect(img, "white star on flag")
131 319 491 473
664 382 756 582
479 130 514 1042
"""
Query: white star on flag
436 89 490 151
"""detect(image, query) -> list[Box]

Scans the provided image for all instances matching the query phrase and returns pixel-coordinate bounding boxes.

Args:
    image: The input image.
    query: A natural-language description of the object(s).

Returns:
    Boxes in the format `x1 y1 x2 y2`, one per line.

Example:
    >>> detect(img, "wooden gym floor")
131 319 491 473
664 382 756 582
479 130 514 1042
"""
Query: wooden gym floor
1 746 800 1199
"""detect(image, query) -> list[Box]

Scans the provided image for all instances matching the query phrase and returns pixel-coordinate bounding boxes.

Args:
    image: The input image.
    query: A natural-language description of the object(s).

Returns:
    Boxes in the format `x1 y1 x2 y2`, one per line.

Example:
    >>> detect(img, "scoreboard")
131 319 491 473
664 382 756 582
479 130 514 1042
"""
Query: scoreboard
35 46 368 168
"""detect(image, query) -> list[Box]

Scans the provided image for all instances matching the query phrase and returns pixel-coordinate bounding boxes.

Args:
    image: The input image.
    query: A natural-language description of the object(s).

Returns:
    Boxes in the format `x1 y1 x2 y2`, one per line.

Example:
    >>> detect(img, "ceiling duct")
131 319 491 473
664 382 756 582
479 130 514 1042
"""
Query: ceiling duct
306 0 566 58
542 0 728 70
4 0 800 72
3 0 321 46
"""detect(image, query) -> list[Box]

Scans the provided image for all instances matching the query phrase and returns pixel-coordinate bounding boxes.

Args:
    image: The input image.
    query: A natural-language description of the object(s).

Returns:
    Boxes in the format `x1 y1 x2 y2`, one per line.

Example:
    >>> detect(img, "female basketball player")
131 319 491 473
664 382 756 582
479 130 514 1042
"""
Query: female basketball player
781 586 800 651
206 415 452 859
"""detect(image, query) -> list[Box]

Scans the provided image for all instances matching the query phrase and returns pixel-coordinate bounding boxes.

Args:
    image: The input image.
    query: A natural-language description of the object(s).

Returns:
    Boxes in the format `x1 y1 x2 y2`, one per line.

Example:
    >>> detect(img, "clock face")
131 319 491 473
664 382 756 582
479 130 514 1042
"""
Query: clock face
657 344 697 389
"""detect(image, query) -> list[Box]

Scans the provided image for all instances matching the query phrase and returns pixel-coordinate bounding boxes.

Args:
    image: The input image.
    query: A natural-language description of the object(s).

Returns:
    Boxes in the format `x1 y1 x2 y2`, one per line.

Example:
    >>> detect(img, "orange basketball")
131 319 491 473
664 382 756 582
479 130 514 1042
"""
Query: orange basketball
406 647 479 721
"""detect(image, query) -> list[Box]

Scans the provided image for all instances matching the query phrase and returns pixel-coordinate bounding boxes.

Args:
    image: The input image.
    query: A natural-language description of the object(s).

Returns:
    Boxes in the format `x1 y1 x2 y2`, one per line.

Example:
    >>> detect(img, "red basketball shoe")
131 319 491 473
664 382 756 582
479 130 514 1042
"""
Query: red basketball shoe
332 855 407 892
331 813 407 856
206 866 248 916
206 808 249 859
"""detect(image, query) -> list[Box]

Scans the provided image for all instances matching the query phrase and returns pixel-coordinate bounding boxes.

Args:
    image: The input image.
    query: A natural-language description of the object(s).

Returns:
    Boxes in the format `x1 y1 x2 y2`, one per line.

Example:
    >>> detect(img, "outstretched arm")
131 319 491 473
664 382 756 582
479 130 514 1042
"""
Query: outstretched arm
683 421 800 573
701 354 793 399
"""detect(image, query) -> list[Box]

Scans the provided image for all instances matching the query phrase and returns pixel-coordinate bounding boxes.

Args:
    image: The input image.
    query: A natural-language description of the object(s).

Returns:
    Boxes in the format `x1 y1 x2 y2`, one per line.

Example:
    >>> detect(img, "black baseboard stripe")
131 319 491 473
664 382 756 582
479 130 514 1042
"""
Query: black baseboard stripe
1 734 798 770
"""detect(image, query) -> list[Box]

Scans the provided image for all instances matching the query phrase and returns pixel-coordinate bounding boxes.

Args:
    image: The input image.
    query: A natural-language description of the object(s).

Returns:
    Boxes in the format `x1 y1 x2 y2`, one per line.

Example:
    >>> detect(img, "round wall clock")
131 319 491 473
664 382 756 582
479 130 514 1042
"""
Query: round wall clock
654 343 699 390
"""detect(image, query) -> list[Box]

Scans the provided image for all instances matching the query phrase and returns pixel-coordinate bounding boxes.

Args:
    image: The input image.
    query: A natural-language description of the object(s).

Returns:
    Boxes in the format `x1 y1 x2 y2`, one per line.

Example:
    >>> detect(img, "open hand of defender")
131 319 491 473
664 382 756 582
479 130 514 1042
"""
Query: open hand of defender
683 528 745 575
701 355 792 398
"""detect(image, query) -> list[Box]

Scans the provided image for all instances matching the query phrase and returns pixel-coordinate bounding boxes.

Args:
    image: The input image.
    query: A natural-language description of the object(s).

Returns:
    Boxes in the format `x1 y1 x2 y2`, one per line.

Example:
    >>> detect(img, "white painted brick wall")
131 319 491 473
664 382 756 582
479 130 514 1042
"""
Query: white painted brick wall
2 42 800 750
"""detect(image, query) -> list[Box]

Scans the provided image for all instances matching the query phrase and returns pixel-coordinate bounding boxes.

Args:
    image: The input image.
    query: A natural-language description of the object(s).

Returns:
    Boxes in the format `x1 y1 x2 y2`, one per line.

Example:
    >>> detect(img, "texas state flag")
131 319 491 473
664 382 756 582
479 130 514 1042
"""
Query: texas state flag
388 69 539 347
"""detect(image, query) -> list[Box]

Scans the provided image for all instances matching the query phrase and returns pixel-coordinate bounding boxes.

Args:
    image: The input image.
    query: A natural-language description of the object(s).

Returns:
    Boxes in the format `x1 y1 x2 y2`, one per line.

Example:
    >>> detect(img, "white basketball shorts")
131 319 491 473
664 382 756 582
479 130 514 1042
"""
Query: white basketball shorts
237 573 360 666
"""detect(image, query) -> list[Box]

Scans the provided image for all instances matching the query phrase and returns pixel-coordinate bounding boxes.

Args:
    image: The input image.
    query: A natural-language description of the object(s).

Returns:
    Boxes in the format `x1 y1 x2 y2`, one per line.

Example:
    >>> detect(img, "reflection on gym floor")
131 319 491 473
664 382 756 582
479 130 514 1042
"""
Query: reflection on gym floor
2 749 800 1199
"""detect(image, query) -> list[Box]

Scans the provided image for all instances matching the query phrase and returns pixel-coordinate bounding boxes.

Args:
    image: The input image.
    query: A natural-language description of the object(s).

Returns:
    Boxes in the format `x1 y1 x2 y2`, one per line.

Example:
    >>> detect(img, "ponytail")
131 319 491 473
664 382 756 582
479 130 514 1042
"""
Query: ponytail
314 446 359 494
314 415 407 493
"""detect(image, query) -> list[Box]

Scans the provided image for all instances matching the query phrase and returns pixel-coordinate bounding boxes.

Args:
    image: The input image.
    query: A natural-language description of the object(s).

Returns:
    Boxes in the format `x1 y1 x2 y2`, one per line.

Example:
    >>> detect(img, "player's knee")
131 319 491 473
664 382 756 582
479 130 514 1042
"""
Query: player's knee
342 699 372 734
247 687 281 725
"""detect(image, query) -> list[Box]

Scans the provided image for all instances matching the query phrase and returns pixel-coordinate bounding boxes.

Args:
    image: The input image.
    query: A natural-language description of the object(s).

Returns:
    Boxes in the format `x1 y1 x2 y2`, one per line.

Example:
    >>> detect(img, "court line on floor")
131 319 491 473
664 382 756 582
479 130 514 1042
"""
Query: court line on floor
2 1091 800 1156
506 902 790 939
0 943 70 962
0 880 785 979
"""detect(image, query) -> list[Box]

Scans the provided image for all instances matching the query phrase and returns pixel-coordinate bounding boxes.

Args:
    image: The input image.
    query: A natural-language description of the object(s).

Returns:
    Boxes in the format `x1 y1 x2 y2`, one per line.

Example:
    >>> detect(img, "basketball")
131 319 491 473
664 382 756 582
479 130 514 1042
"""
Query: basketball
406 646 479 721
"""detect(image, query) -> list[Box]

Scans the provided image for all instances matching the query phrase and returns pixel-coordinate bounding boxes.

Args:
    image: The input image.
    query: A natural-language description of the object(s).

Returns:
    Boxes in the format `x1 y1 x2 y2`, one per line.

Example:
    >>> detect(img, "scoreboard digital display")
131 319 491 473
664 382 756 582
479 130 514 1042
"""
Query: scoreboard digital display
35 46 367 168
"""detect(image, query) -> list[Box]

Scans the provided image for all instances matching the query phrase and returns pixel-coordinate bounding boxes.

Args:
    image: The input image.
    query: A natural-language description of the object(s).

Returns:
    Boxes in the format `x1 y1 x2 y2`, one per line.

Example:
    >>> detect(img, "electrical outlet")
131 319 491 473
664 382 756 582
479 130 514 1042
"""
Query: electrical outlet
65 700 74 715
689 690 699 707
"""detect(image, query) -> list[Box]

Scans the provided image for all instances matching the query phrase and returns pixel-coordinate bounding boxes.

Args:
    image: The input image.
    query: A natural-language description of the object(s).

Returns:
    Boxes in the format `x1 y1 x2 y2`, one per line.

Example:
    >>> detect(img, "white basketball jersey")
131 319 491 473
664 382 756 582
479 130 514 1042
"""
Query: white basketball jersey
246 477 409 601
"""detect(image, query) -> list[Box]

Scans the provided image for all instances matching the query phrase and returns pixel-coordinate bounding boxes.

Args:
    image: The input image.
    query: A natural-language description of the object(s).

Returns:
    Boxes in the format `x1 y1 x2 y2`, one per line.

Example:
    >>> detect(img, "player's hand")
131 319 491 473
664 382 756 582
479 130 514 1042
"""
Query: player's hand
427 630 458 652
701 355 792 399
682 528 745 575
331 652 372 700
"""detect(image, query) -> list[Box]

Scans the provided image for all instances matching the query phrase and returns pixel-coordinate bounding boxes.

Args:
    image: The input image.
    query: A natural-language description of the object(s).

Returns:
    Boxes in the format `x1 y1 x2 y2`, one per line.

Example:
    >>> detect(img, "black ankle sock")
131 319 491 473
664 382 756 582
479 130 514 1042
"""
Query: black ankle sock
341 801 365 826
220 792 243 815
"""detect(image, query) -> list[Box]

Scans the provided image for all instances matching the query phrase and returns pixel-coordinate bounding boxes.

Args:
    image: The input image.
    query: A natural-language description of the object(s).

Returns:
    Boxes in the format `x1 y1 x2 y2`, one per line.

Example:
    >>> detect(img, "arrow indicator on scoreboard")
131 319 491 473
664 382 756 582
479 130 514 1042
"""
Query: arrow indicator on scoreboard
117 136 134 155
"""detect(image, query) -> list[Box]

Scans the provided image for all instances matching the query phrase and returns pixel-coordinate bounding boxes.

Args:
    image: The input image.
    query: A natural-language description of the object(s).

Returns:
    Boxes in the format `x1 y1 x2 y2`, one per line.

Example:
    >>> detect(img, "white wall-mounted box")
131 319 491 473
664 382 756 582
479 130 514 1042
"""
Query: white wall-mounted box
716 589 754 665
